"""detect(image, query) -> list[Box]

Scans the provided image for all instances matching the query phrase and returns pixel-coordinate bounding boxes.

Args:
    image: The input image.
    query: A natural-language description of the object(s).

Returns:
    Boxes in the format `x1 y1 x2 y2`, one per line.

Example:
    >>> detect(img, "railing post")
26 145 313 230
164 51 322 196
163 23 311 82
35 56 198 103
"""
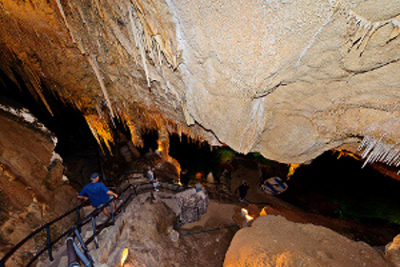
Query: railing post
45 224 54 262
134 185 137 196
91 217 99 249
76 207 81 233
66 237 79 267
129 186 132 201
122 192 126 212
110 202 115 225
73 226 94 265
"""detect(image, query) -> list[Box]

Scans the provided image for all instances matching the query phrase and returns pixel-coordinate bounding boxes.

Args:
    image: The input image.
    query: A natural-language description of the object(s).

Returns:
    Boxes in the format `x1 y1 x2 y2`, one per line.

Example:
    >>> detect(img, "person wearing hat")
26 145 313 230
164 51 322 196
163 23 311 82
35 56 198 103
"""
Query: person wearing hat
235 180 250 202
77 172 118 217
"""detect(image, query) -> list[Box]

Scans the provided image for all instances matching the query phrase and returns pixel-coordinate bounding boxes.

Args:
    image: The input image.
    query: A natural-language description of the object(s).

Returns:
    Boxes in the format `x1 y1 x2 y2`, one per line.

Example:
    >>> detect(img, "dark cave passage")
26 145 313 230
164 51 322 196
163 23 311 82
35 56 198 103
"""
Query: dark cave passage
280 150 400 226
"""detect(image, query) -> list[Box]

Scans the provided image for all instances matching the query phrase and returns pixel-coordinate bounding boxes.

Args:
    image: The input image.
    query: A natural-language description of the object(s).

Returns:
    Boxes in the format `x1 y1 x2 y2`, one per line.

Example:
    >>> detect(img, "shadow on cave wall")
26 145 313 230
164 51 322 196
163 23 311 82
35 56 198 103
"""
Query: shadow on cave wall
0 69 101 189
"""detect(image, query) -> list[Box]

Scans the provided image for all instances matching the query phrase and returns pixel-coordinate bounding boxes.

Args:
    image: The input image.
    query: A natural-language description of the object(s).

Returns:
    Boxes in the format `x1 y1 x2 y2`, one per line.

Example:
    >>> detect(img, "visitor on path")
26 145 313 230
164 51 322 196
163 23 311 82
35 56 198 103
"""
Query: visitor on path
77 172 118 218
147 167 159 192
236 180 250 202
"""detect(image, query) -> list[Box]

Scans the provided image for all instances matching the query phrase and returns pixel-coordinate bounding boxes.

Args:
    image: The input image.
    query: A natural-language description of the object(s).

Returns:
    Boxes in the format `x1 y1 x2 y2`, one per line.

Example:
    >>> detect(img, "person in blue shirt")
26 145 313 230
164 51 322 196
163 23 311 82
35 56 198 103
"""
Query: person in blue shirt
77 172 118 217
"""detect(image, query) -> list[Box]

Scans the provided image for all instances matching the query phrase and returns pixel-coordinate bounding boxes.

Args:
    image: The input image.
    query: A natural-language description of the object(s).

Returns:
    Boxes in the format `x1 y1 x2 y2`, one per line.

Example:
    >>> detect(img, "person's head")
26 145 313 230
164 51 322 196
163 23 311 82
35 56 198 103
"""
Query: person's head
90 172 100 182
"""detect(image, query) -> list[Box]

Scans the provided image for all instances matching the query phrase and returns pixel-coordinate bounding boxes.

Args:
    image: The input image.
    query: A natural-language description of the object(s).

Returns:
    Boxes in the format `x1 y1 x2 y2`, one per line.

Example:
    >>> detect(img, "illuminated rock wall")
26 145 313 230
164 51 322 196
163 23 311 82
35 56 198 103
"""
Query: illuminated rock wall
0 0 399 167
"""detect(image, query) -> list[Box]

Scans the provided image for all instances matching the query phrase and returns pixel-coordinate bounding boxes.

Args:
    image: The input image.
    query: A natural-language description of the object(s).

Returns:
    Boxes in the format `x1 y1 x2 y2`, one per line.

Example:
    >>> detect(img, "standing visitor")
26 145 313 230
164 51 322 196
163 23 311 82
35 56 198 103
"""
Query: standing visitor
236 180 250 202
77 172 118 217
147 167 160 192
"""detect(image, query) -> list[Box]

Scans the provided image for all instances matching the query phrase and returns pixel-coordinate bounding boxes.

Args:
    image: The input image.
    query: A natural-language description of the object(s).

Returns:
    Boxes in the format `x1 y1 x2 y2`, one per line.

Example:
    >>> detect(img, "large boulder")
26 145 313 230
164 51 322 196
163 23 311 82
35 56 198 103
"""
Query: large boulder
224 215 393 267
175 188 209 225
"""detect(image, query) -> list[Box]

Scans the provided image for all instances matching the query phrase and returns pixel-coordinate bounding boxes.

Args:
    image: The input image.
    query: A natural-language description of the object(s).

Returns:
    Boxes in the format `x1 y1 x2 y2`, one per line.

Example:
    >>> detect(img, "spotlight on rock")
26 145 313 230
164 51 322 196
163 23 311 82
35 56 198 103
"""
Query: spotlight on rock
120 248 129 267
241 208 254 222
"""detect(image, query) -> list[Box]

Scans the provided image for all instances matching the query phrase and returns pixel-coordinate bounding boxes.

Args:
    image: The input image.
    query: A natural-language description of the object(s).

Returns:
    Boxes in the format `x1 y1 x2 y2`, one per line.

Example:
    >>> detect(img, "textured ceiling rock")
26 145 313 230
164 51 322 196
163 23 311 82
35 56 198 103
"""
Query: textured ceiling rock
0 0 400 165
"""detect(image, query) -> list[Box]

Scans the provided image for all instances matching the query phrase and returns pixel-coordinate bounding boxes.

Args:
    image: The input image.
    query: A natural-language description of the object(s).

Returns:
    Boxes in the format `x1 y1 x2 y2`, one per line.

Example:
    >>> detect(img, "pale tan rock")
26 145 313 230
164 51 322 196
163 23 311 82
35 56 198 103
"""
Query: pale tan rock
386 234 400 266
224 215 392 267
0 0 400 167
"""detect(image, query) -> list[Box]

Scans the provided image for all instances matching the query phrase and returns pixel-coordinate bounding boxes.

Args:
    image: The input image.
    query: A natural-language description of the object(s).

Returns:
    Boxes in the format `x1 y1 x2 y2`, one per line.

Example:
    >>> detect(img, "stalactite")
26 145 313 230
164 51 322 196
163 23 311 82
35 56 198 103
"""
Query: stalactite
129 6 151 87
115 105 143 147
84 114 114 154
23 65 54 116
55 0 76 43
87 55 115 119
344 9 392 56
358 135 400 172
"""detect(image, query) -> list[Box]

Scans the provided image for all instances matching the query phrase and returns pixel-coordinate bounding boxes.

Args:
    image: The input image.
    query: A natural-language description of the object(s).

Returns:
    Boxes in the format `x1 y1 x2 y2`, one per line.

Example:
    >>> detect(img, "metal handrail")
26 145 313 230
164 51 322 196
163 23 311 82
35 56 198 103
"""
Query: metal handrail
0 178 185 267
0 200 88 267
0 164 216 267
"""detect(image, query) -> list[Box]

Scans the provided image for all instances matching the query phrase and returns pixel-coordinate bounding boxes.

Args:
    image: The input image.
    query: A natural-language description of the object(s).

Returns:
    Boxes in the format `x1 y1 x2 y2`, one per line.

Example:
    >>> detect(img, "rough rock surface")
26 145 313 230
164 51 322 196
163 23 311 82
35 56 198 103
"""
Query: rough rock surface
386 234 400 266
0 108 78 266
224 215 393 267
1 0 400 167
175 187 209 225
87 192 235 267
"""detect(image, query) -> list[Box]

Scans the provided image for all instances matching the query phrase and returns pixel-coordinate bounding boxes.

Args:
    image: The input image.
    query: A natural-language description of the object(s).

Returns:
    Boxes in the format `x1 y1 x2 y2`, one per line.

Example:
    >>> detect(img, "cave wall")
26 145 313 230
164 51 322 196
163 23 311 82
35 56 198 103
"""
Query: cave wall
0 0 399 167
0 108 78 263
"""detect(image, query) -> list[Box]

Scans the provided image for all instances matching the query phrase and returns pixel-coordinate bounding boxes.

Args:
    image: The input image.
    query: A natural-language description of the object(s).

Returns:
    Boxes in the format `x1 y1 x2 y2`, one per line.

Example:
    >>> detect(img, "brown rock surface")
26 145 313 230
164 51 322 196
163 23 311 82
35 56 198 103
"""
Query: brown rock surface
386 234 400 267
224 215 393 267
88 193 237 267
0 109 78 266
0 0 400 167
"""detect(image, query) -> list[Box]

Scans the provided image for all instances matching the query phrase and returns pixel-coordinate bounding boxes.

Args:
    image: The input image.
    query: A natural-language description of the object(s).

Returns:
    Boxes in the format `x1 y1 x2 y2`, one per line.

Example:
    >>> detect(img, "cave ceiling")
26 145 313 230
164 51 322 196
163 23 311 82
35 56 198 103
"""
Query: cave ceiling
0 0 400 169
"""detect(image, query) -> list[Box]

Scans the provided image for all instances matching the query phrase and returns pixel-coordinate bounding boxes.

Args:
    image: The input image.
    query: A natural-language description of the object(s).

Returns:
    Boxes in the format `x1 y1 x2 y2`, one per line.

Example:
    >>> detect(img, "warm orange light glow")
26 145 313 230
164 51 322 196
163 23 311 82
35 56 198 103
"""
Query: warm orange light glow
84 114 114 153
260 208 267 216
156 140 163 152
336 149 358 160
120 248 129 267
241 208 254 222
287 163 300 180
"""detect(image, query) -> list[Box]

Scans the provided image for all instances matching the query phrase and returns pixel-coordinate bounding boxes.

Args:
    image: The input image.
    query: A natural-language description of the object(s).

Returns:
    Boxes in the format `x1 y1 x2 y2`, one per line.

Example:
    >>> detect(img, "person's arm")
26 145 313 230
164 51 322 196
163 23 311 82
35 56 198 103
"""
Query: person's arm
77 195 89 201
107 190 118 199
78 187 88 201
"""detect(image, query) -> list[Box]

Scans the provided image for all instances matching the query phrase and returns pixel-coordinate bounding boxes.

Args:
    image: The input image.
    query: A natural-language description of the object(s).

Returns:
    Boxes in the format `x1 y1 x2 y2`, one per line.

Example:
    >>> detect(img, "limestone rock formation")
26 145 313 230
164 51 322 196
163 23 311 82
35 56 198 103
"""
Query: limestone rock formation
175 187 209 225
0 107 78 265
224 215 392 267
1 0 400 168
85 192 234 267
386 234 400 266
